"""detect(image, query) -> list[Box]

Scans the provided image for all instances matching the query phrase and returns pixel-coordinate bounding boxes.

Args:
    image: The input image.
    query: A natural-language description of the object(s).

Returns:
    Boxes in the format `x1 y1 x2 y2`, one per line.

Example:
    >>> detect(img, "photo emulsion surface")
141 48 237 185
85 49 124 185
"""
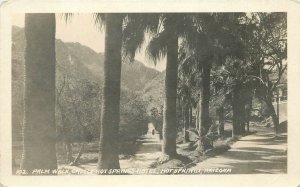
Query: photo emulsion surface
11 13 287 175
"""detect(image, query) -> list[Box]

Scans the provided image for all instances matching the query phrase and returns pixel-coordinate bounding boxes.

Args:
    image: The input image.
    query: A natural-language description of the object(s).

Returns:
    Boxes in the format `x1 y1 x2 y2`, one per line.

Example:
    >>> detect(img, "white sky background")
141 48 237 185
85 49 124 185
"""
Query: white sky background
12 14 166 72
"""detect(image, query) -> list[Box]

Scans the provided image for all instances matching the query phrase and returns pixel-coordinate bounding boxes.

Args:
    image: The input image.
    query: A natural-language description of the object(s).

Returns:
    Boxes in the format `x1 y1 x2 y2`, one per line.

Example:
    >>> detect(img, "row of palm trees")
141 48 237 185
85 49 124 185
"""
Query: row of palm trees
20 12 286 173
21 13 180 172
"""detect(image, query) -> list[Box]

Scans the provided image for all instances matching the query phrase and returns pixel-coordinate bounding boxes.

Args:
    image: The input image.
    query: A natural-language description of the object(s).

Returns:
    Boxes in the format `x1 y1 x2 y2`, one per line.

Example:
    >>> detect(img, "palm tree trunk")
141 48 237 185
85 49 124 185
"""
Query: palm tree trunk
189 105 193 127
197 63 212 152
97 14 123 169
200 64 211 133
196 103 200 130
245 107 250 133
162 27 178 157
184 104 190 143
245 97 252 133
217 107 225 136
20 14 57 174
232 87 241 137
181 99 185 137
240 101 246 135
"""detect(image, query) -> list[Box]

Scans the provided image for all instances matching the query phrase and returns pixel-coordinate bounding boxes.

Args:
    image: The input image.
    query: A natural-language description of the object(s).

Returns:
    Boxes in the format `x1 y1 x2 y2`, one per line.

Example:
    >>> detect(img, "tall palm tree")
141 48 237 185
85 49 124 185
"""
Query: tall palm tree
162 16 179 156
145 13 221 155
145 14 186 157
60 13 123 169
121 13 182 157
198 60 212 150
61 13 160 169
97 14 123 169
21 13 57 173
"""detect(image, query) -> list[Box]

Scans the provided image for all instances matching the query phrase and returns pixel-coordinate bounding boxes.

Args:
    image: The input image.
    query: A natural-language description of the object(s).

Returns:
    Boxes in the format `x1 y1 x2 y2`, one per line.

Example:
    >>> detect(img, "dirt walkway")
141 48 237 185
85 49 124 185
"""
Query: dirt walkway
58 126 287 175
191 127 287 174
58 135 162 173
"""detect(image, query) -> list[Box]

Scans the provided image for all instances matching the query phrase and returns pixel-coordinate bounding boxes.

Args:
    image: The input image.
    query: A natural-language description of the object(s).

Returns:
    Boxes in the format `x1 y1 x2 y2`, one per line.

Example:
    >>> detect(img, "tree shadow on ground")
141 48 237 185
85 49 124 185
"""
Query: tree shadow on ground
193 126 287 174
238 135 287 146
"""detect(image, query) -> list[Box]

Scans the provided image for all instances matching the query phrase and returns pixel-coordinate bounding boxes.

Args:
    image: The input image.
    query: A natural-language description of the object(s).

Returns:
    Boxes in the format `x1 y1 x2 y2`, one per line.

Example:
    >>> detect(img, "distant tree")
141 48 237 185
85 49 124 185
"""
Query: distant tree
148 105 163 137
56 76 73 163
219 13 287 135
247 13 287 134
56 73 100 165
119 89 149 143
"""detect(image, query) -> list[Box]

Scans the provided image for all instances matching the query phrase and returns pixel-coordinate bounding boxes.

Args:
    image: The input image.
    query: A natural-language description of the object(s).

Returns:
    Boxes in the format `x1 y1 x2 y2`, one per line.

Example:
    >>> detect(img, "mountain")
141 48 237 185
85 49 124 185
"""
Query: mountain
140 71 165 112
12 26 161 91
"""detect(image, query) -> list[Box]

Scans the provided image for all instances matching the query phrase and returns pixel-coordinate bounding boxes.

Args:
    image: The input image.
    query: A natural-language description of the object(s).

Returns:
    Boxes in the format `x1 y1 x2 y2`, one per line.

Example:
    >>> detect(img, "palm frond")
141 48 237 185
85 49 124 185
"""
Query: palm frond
59 13 74 23
122 13 160 62
136 13 160 34
122 15 146 62
187 128 200 139
92 13 106 31
145 30 168 65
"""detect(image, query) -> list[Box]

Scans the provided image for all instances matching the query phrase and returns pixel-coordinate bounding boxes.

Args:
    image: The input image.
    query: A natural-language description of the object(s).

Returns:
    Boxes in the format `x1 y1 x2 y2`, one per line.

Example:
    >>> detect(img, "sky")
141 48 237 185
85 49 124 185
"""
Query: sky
12 14 166 72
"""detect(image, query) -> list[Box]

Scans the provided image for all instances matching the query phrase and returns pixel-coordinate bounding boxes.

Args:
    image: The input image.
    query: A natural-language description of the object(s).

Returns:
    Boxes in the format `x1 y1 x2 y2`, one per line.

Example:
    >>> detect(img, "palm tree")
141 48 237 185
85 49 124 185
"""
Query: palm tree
60 13 123 169
177 84 191 143
179 15 216 151
146 13 231 154
162 23 178 156
145 14 187 157
61 13 160 169
198 61 212 150
97 14 123 169
180 13 247 150
20 13 57 173
122 13 182 157
178 52 193 143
